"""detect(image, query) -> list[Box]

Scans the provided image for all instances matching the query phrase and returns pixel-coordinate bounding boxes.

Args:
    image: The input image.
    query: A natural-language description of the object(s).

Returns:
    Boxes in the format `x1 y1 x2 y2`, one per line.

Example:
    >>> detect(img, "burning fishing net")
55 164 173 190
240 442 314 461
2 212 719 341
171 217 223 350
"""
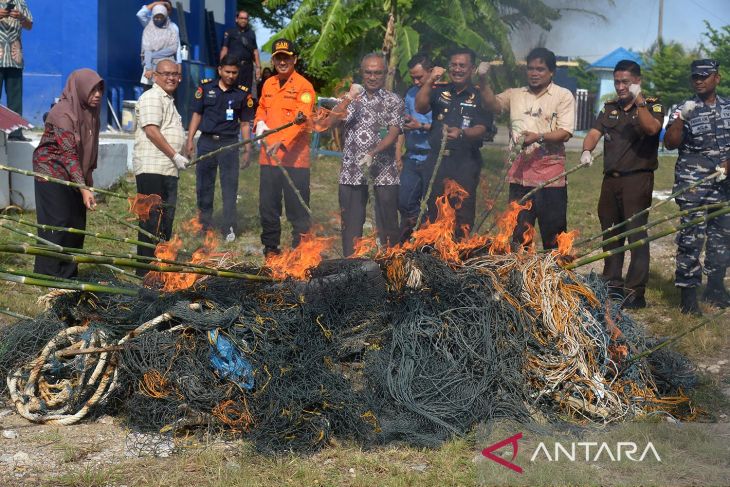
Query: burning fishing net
0 182 698 454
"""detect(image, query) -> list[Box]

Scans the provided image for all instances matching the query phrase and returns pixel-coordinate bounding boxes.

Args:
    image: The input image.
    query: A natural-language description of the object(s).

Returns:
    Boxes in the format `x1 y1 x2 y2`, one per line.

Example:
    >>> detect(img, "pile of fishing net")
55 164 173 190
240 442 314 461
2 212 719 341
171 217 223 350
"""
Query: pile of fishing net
0 251 697 454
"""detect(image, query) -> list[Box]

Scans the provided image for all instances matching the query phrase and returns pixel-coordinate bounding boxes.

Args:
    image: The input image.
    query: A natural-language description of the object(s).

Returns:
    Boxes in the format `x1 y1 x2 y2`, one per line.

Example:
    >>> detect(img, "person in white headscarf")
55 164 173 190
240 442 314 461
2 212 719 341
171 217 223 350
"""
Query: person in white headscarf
140 4 180 85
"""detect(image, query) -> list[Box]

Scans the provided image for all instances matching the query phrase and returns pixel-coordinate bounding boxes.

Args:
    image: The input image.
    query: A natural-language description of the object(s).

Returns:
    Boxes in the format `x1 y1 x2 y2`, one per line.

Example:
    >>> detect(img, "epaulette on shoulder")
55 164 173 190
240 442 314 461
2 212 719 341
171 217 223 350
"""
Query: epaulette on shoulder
645 96 659 103
433 81 450 86
238 85 250 92
200 78 212 84
604 98 619 105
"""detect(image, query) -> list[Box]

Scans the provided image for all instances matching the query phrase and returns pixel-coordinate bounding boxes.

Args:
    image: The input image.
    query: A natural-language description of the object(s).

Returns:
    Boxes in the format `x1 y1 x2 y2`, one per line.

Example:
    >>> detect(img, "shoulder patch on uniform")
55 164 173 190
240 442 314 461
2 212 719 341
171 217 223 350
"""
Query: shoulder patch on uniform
652 104 663 113
247 96 254 108
194 86 203 99
300 92 312 104
238 85 249 92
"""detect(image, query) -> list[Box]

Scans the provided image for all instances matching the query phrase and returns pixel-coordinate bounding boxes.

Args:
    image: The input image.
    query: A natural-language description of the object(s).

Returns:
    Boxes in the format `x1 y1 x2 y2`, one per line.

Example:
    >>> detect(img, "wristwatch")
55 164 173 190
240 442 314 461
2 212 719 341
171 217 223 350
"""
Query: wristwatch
537 133 545 145
636 100 647 108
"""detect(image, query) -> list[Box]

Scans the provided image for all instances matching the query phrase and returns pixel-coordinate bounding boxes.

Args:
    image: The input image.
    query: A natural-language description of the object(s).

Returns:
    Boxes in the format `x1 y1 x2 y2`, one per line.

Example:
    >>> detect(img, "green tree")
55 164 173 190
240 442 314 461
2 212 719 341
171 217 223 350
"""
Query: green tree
568 58 598 91
701 21 730 98
643 42 695 109
261 0 584 94
236 0 299 30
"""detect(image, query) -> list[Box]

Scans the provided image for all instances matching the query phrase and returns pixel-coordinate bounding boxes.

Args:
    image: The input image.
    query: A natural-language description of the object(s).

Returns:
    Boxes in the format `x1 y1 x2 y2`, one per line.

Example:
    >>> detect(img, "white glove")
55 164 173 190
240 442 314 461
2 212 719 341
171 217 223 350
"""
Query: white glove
716 165 727 182
580 150 593 166
347 83 364 100
255 120 270 137
357 153 373 169
628 83 641 99
679 100 697 121
172 153 189 170
225 226 236 243
477 61 490 76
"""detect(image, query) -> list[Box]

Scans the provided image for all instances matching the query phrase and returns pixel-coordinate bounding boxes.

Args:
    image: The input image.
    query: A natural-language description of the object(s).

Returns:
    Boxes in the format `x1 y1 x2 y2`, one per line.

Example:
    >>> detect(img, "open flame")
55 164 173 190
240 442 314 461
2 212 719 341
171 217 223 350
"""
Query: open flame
146 215 224 292
128 193 163 223
266 229 334 280
554 230 579 257
489 201 531 255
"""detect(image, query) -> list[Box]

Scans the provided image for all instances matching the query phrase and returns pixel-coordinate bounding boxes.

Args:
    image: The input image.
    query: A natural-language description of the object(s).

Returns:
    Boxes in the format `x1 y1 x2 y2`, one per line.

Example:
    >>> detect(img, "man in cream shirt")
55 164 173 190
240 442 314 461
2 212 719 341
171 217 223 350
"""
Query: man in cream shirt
133 59 187 274
480 47 575 250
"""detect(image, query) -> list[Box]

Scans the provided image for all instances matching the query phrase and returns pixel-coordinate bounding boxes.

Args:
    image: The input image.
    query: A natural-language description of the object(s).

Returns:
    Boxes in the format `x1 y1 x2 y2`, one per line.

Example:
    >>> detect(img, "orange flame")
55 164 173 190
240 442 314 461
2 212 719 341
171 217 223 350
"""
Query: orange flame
489 201 531 255
352 235 378 258
266 230 334 280
521 222 536 254
128 193 162 223
554 230 579 257
146 215 223 292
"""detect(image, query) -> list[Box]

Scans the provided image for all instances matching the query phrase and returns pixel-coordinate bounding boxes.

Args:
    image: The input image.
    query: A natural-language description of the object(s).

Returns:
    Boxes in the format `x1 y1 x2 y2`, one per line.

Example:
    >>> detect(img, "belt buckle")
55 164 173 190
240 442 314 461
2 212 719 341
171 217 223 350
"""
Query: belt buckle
610 171 621 178
212 134 221 141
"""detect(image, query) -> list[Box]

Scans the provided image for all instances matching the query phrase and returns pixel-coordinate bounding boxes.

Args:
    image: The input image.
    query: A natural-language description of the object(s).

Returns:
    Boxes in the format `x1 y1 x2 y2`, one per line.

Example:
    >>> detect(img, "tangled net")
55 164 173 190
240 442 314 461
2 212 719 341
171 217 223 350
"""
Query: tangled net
0 181 698 454
0 250 697 454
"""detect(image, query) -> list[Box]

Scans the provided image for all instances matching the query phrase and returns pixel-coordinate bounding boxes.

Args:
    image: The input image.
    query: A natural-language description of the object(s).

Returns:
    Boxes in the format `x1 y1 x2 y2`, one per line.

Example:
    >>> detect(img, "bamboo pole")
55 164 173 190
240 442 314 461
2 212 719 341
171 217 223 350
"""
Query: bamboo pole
620 309 726 373
517 161 591 206
0 270 140 296
413 125 449 233
0 307 31 320
574 170 723 248
100 212 162 243
0 215 158 250
186 113 307 167
565 206 730 270
3 267 76 283
0 164 130 200
575 202 728 258
0 244 273 282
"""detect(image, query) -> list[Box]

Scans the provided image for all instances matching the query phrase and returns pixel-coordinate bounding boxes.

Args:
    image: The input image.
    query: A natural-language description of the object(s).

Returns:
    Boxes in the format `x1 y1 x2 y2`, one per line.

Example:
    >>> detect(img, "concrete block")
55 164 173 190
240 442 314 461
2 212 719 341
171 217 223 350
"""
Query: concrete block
7 137 129 210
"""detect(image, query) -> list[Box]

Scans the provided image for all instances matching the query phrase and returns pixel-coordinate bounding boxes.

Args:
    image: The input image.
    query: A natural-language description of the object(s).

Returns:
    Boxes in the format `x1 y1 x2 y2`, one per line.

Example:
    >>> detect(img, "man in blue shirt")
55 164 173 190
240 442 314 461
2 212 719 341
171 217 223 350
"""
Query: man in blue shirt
398 53 433 241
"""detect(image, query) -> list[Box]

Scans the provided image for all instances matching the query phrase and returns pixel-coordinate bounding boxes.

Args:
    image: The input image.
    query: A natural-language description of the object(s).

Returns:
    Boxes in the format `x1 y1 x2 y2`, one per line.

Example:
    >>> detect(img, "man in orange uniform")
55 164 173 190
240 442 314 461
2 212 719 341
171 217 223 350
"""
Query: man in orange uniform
255 39 315 256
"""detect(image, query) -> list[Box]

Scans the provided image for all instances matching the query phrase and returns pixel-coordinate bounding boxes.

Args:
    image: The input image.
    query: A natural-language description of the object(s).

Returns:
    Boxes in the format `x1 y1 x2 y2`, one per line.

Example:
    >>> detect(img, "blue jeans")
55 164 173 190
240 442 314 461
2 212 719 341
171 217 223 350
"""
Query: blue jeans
398 156 433 242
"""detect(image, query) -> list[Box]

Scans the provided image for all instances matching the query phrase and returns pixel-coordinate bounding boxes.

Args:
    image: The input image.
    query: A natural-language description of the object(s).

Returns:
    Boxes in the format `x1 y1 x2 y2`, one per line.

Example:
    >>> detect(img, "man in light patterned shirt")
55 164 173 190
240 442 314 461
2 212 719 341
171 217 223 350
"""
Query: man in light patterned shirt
0 0 32 140
133 60 187 272
324 53 405 256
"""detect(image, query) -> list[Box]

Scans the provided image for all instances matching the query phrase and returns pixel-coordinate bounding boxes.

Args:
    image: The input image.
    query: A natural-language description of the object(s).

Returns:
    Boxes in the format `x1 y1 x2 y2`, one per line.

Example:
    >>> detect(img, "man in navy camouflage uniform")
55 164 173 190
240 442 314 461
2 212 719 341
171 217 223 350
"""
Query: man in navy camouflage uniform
664 59 730 315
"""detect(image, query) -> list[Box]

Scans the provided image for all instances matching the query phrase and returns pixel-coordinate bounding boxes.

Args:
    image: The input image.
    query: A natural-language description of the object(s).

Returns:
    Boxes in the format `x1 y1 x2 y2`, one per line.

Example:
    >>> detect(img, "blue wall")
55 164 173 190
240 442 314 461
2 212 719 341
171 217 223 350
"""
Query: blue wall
19 0 236 127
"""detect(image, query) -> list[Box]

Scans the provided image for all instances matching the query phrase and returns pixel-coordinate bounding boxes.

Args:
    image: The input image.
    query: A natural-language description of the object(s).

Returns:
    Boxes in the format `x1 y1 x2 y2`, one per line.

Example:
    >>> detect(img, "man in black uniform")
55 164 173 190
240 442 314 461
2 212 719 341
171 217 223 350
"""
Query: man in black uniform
414 47 492 238
186 55 254 241
581 60 663 309
220 10 260 92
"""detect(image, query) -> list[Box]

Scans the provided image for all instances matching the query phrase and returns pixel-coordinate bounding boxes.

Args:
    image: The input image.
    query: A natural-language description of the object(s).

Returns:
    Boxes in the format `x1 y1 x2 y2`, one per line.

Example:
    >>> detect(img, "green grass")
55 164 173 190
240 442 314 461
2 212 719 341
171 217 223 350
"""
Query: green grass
3 145 730 486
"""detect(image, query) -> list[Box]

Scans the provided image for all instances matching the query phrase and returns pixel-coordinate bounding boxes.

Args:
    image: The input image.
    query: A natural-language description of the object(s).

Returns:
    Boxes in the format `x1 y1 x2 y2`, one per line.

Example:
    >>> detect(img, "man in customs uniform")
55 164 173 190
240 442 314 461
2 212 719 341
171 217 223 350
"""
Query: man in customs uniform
415 47 492 238
581 60 663 309
480 47 575 250
664 59 730 315
186 55 254 241
254 39 315 257
220 10 260 91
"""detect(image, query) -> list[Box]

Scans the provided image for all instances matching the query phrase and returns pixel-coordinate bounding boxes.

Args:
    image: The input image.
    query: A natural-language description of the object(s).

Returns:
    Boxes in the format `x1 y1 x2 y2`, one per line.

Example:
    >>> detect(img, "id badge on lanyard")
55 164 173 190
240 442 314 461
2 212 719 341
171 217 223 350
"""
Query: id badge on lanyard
226 100 234 121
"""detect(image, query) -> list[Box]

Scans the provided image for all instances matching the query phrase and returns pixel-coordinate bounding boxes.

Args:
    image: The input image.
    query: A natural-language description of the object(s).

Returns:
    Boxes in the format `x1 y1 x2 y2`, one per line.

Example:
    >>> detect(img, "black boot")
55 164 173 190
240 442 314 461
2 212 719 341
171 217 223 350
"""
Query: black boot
702 272 730 308
680 287 702 316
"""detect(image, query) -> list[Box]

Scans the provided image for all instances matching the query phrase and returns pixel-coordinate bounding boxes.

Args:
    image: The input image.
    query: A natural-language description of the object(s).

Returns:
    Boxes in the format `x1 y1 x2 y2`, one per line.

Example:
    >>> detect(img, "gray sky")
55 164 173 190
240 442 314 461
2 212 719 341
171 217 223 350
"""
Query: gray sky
252 0 729 63
511 0 729 61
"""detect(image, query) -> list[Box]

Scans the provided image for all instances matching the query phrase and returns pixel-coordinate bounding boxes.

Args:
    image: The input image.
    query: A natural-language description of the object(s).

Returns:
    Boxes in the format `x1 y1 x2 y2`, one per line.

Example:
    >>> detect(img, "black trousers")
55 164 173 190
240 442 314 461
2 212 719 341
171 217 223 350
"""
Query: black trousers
598 172 653 300
259 165 311 249
398 156 434 242
196 135 239 233
238 60 254 91
426 152 482 239
508 183 567 250
34 181 86 278
135 173 179 274
0 67 22 116
339 184 399 257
